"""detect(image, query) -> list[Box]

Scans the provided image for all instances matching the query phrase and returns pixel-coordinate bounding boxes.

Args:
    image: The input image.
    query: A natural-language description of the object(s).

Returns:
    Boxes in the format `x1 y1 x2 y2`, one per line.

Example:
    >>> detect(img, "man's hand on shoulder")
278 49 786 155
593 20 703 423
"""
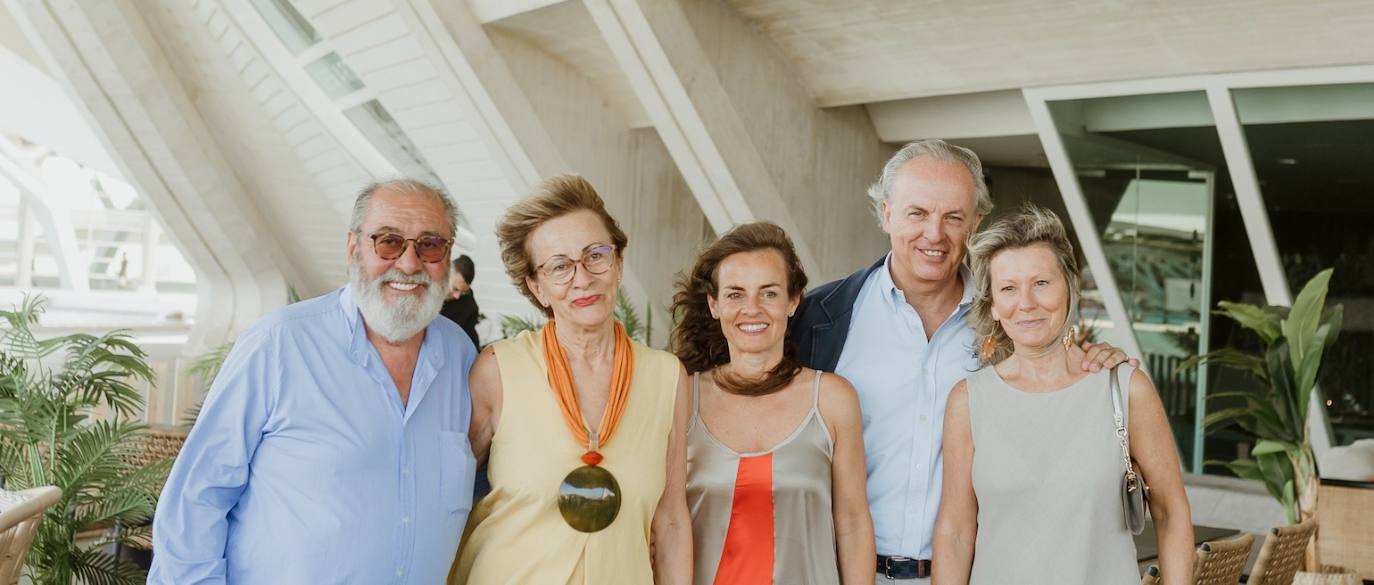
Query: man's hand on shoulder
1079 341 1139 372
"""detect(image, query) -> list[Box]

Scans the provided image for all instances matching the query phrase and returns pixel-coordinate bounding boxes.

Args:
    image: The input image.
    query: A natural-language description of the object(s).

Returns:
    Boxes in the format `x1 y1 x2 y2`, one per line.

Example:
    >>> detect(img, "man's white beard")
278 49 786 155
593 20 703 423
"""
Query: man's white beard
350 266 446 343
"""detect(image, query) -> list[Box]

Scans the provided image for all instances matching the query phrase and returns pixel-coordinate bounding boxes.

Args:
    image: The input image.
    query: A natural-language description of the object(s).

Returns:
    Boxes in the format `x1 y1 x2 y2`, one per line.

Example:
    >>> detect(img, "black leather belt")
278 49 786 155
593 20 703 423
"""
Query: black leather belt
877 555 931 580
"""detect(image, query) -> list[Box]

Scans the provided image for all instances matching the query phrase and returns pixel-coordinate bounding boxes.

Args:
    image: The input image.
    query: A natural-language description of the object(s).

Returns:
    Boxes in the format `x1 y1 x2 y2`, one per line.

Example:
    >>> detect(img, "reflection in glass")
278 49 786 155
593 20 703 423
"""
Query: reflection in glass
305 53 365 100
343 100 444 189
1047 92 1268 473
249 0 322 56
1235 83 1374 454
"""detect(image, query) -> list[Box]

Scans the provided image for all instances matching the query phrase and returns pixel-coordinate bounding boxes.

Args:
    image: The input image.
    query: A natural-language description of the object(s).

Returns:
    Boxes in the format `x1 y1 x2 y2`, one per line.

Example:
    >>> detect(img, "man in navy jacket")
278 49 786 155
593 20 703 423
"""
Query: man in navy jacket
789 139 1129 583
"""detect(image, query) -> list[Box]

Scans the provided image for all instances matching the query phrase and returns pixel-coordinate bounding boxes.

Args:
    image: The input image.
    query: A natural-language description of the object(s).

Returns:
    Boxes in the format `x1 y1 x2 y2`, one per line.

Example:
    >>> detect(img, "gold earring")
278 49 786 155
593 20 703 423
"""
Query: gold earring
1062 325 1079 351
979 335 998 361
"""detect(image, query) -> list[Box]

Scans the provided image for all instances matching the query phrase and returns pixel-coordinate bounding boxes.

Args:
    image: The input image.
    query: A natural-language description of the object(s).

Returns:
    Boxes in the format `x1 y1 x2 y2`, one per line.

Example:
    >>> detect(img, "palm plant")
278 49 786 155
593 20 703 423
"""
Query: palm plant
1179 268 1340 530
498 287 650 344
0 296 172 585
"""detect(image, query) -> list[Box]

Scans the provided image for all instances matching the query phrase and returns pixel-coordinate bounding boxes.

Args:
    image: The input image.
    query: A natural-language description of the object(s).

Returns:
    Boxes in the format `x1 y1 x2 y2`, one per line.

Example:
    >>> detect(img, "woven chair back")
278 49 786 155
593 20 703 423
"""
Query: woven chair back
0 486 62 585
1249 518 1318 585
1194 532 1257 585
1140 564 1161 585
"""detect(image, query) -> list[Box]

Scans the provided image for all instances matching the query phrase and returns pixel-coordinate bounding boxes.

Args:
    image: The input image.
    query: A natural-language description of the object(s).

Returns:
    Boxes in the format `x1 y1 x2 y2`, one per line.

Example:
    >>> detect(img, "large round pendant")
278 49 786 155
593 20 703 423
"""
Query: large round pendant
557 464 621 533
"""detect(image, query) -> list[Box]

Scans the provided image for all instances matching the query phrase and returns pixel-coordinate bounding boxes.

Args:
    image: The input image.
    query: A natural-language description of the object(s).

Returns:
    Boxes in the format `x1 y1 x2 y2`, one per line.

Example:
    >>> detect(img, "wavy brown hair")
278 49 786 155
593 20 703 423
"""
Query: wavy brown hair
670 222 808 396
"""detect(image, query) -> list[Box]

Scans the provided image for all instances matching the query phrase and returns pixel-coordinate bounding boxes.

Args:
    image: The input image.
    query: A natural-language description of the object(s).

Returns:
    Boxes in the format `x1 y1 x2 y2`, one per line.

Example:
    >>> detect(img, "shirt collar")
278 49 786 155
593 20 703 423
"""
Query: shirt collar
877 253 977 313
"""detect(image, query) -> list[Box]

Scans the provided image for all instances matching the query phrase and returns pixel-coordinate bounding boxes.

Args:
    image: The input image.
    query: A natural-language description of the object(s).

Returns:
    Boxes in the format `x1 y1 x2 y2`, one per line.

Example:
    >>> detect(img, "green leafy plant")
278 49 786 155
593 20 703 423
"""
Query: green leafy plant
181 341 234 426
614 288 650 344
499 313 545 339
0 296 172 585
1178 268 1341 526
498 287 650 344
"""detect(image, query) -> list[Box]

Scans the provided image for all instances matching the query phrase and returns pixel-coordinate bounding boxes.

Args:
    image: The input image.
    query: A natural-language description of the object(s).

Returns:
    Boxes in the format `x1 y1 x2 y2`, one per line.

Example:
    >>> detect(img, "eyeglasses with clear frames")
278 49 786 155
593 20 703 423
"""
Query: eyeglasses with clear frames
367 232 453 264
535 243 617 285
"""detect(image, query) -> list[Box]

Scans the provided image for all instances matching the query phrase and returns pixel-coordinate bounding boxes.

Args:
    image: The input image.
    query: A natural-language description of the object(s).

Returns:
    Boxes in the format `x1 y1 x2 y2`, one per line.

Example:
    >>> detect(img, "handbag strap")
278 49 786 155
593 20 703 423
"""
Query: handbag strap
1108 365 1138 480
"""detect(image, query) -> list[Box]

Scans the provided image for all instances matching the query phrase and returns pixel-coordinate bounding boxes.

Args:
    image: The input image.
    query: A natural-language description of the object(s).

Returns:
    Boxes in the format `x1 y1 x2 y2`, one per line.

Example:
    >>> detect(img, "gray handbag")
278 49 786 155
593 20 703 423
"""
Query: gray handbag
1110 365 1150 535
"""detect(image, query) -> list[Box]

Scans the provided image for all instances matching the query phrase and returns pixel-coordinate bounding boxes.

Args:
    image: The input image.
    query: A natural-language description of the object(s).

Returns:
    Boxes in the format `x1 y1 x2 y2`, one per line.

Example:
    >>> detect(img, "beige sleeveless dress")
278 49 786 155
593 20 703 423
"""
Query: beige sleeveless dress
687 370 840 585
965 365 1140 585
451 330 681 585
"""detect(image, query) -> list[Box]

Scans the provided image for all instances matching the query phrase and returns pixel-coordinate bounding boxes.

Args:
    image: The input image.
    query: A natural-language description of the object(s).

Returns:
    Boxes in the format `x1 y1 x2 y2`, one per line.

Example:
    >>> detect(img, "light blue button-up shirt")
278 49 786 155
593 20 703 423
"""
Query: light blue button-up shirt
834 255 978 560
150 286 477 584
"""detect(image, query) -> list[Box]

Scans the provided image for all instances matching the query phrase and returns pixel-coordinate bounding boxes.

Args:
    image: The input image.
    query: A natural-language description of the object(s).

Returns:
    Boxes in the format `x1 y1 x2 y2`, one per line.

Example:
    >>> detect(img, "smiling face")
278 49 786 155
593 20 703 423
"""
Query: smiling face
524 209 622 329
707 249 800 357
345 187 452 343
882 156 982 289
989 243 1071 351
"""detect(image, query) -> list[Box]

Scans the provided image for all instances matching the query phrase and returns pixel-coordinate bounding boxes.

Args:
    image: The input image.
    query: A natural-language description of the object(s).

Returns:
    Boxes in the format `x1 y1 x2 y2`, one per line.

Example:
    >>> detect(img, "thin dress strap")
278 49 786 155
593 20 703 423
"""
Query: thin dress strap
812 369 823 408
810 369 834 454
692 371 701 416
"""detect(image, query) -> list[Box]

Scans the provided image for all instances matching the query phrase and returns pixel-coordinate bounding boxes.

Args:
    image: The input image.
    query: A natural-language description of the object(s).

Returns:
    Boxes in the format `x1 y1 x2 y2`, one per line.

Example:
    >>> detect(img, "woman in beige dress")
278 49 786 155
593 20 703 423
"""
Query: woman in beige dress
454 174 692 584
670 222 873 585
932 204 1192 585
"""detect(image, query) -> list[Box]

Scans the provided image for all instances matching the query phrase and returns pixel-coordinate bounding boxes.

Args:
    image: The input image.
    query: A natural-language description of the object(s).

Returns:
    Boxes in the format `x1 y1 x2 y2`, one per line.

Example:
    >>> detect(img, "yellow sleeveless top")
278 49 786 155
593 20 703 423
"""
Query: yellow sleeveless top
451 329 681 585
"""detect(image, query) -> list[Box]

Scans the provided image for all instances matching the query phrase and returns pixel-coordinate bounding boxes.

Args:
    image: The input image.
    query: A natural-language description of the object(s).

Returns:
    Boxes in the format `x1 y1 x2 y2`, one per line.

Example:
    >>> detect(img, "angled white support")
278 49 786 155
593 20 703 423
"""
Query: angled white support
0 148 89 291
393 0 707 343
468 0 569 24
1022 90 1145 361
9 0 294 348
1205 86 1291 305
582 0 831 278
1207 85 1336 453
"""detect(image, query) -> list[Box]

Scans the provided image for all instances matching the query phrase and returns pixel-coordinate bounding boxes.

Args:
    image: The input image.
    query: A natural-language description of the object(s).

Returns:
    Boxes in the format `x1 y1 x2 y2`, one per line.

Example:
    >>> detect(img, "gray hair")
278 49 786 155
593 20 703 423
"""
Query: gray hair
866 139 993 225
967 203 1081 366
350 178 459 239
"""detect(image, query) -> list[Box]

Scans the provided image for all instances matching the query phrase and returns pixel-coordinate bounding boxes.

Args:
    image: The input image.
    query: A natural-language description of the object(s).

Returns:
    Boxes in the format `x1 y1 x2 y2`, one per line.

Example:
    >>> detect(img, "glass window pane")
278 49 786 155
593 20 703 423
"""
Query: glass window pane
1234 82 1374 458
305 53 365 99
1046 92 1269 474
343 100 444 189
249 0 322 56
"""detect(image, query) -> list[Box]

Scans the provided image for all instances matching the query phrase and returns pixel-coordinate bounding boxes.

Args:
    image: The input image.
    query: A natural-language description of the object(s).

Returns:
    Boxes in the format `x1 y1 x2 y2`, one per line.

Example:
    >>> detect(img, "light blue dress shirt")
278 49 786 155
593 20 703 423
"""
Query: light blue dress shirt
834 255 978 560
149 286 478 584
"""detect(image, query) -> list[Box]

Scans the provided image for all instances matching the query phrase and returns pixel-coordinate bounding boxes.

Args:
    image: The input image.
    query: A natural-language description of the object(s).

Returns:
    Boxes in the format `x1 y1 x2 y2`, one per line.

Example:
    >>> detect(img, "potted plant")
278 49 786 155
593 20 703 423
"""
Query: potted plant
1180 268 1355 579
0 296 173 585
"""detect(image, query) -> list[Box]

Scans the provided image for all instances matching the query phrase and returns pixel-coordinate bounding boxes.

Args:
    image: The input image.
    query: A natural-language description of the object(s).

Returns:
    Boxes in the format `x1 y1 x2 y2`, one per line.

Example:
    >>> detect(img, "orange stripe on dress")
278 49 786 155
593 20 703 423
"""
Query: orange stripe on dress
713 453 774 585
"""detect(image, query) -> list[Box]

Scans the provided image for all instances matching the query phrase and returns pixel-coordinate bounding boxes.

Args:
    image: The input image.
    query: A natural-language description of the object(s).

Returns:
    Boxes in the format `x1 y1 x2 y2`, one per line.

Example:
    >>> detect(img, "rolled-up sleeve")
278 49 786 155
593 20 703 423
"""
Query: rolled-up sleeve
148 329 276 584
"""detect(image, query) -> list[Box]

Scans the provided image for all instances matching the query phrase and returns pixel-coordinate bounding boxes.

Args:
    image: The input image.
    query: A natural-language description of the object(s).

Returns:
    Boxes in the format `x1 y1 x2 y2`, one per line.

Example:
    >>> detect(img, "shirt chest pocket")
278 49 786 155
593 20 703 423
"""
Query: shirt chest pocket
440 431 476 514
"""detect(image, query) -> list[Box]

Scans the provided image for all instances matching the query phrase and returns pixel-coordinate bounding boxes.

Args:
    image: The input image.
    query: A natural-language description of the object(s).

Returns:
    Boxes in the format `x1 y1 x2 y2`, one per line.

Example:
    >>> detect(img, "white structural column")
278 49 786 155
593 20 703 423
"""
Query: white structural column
1205 86 1292 305
1022 91 1145 360
1206 85 1335 453
13 194 34 288
0 147 89 290
8 0 294 347
584 0 892 282
398 0 712 340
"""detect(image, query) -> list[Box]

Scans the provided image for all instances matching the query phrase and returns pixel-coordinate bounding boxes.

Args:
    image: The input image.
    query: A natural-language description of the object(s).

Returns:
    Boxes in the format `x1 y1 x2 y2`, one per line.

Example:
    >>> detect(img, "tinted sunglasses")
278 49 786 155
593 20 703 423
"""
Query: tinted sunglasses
367 232 453 264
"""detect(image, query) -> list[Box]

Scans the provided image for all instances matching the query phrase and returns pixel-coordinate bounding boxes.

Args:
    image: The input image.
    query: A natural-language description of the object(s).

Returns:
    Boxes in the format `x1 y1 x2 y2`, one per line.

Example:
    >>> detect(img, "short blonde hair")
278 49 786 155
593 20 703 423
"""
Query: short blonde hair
496 174 629 317
968 204 1081 365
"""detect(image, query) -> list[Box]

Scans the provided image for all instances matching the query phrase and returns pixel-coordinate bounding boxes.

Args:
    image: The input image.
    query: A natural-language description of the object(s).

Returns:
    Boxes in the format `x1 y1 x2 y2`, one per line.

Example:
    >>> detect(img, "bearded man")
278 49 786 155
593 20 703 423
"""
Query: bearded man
150 180 478 584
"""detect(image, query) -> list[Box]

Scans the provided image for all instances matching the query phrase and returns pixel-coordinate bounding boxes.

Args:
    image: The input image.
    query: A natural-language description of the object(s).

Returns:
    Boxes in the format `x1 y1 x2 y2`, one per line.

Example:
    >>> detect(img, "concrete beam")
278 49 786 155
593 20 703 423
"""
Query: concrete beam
584 0 890 282
467 0 567 25
8 0 294 348
0 146 89 291
399 0 712 344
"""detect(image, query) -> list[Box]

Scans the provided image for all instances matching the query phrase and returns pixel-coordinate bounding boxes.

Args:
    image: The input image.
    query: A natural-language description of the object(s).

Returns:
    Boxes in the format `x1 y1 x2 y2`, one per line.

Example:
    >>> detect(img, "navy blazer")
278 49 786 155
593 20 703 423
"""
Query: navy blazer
789 256 886 372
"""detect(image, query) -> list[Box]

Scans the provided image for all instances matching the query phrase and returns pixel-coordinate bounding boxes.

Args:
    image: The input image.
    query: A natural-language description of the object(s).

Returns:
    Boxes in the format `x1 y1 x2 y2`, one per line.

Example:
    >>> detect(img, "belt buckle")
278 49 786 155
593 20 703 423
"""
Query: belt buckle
883 555 912 579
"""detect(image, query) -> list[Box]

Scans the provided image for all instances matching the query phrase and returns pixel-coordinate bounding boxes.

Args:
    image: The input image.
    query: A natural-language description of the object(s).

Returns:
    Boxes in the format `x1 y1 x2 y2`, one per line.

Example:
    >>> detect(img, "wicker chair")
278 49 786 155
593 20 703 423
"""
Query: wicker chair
1248 518 1318 585
1140 564 1161 585
0 486 61 585
117 426 188 551
1193 532 1256 585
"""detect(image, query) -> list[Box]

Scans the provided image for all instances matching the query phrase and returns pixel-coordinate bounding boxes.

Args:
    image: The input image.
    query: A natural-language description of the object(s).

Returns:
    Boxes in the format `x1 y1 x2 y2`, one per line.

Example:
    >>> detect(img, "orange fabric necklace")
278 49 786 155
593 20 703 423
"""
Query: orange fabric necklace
541 320 634 466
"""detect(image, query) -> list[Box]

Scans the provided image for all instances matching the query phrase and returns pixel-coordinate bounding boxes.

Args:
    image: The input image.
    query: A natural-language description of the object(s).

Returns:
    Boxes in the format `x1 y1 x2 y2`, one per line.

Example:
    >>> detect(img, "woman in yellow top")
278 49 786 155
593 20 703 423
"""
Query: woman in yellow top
452 174 692 585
